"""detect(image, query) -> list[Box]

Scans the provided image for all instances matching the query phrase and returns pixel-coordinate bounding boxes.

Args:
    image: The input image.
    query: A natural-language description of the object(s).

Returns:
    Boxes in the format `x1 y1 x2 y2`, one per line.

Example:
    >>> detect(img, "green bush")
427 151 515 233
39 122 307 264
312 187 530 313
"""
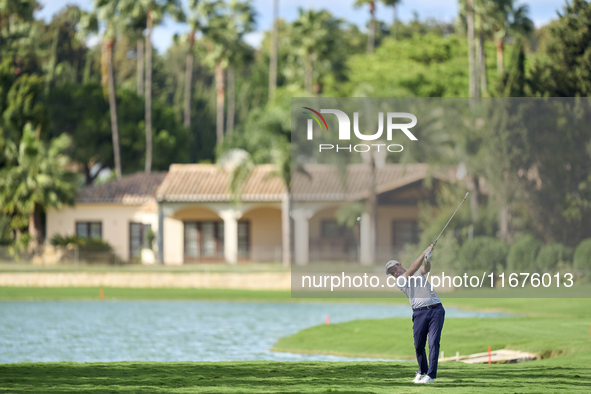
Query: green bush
536 243 572 272
456 237 508 277
50 234 83 246
50 234 112 253
507 235 542 273
573 238 591 275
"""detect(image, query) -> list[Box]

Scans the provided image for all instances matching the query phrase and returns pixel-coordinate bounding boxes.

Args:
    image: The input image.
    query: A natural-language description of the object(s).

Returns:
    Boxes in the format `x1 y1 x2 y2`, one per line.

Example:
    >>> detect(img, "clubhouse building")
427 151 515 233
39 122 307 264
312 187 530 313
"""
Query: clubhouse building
46 163 451 265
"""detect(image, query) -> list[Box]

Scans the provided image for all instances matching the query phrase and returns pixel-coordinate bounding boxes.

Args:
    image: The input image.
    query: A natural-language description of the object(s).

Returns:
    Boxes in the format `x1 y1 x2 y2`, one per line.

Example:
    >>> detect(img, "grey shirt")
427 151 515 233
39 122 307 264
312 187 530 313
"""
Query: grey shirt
396 272 441 310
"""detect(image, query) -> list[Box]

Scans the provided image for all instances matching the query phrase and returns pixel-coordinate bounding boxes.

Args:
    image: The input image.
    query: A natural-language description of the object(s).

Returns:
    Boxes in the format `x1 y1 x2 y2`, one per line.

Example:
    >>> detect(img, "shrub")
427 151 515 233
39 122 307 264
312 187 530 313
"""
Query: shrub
50 235 112 252
50 234 83 246
457 236 508 277
78 238 113 253
536 243 572 272
507 234 542 273
573 238 591 275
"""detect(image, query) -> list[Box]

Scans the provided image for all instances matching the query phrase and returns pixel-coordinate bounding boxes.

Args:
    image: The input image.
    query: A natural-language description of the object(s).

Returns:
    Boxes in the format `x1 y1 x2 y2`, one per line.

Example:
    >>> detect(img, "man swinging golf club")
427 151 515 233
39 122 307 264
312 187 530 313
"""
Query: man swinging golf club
385 244 443 384
385 192 469 384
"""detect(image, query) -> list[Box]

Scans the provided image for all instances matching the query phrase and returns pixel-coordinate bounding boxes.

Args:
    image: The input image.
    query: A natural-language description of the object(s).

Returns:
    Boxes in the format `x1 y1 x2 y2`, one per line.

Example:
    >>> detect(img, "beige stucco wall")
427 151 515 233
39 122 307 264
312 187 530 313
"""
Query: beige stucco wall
308 204 420 259
46 203 158 262
242 207 282 262
376 205 419 259
164 205 283 264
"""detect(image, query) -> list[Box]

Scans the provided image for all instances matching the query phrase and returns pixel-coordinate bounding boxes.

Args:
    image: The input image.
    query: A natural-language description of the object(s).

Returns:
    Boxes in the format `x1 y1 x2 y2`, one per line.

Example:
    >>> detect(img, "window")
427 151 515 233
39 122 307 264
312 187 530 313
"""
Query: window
183 221 250 261
76 222 102 239
184 221 224 261
392 220 419 250
130 222 152 259
321 220 345 238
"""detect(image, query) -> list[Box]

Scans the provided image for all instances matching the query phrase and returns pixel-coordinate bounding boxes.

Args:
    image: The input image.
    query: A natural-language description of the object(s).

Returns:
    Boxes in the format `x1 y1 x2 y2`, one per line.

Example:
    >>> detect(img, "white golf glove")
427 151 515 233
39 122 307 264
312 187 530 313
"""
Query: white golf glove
424 245 434 262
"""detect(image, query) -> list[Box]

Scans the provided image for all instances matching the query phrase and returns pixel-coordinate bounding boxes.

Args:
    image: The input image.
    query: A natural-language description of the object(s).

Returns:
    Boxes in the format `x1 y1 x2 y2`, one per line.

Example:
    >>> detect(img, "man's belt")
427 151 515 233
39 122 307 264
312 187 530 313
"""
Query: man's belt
413 303 442 312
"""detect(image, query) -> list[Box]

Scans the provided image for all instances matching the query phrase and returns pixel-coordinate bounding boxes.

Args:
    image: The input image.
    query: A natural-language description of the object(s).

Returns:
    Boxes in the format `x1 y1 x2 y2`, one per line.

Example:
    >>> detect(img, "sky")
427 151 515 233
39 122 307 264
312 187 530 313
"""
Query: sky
37 0 567 52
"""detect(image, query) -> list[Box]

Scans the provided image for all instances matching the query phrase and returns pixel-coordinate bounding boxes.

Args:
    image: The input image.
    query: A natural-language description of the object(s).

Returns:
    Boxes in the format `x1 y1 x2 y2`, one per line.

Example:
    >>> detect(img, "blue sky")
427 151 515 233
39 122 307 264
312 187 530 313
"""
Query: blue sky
37 0 566 52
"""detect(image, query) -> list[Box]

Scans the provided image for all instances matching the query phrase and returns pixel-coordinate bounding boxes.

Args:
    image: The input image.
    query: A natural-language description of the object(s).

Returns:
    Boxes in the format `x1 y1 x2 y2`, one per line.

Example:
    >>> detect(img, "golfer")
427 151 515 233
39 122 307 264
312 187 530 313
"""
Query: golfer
385 244 445 384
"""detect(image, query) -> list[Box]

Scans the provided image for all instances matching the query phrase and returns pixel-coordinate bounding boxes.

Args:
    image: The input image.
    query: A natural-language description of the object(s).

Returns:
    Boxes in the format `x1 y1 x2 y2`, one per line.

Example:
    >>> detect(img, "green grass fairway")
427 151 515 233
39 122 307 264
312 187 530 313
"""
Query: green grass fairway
2 289 591 392
1 360 590 393
273 316 591 359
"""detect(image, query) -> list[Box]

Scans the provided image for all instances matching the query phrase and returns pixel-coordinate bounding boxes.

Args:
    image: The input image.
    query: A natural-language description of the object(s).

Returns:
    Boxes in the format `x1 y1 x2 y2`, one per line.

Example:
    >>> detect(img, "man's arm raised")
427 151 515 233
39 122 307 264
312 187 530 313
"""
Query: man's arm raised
420 244 434 275
406 244 433 278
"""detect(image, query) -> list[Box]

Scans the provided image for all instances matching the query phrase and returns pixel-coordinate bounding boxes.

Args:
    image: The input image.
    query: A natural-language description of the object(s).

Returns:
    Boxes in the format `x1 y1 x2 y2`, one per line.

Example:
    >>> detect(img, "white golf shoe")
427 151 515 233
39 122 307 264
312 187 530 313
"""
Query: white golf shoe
412 373 425 383
417 375 435 383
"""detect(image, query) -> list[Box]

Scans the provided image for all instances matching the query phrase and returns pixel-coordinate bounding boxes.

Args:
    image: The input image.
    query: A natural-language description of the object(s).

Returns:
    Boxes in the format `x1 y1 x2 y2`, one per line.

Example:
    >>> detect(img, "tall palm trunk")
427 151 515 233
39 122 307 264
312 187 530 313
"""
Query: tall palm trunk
467 0 478 98
28 202 43 249
215 60 225 143
136 36 144 96
304 51 312 94
478 29 488 95
106 39 122 180
495 37 504 75
367 1 376 54
144 12 153 173
226 66 235 137
268 0 279 102
184 31 195 129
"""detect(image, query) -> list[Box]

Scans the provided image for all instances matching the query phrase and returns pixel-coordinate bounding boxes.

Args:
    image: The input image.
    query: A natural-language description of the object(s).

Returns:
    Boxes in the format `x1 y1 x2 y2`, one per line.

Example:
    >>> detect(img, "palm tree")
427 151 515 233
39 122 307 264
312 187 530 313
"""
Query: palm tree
382 0 402 38
222 105 292 267
291 9 340 94
493 2 533 75
201 0 255 143
0 124 77 249
121 0 184 173
268 0 279 102
79 2 122 180
185 0 209 131
354 0 377 53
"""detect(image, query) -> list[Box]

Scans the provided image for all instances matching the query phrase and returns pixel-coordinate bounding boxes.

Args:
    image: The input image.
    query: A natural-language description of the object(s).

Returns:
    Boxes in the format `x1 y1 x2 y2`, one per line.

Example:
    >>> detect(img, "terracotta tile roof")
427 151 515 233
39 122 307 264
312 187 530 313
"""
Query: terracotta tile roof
292 163 443 201
156 164 285 202
77 172 166 204
156 163 450 202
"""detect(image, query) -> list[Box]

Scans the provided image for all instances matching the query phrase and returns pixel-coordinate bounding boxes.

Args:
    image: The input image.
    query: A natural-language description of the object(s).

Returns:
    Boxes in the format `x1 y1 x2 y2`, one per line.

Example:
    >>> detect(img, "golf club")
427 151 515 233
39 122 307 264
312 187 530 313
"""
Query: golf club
433 192 470 249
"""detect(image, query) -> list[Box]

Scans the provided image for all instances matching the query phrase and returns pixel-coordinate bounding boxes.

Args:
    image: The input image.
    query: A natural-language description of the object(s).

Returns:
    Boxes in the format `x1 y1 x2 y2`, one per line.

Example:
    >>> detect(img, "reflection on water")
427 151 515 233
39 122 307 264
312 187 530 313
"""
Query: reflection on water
0 301 507 363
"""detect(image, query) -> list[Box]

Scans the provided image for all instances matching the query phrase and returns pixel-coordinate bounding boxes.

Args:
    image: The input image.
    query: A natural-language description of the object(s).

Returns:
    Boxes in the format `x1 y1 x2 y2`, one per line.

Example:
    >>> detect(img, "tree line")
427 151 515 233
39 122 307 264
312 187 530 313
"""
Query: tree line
1 0 591 254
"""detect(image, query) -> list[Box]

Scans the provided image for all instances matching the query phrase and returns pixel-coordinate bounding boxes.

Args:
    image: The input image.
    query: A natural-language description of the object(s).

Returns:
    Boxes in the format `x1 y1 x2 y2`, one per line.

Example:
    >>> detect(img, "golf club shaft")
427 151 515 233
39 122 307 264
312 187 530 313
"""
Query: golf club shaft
433 192 470 248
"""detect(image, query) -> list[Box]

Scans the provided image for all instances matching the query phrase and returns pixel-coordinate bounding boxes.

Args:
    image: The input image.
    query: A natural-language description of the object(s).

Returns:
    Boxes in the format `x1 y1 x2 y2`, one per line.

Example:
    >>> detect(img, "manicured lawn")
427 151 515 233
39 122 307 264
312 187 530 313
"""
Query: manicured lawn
273 316 591 359
1 359 590 393
2 288 590 392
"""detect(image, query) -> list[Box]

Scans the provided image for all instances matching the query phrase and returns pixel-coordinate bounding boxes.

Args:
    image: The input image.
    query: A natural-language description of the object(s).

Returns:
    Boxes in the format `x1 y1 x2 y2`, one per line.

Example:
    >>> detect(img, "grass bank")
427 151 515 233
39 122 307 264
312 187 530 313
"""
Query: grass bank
1 360 590 393
273 316 591 360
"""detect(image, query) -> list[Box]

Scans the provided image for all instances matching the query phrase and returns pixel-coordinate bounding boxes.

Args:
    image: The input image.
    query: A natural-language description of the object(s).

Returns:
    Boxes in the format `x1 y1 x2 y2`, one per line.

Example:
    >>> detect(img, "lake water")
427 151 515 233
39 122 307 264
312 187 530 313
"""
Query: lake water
0 301 507 363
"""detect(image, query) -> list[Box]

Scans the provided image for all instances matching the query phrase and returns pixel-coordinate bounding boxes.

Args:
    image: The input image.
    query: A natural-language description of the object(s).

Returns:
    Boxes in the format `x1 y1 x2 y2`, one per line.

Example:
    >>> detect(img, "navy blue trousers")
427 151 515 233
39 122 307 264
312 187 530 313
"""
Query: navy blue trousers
412 304 445 378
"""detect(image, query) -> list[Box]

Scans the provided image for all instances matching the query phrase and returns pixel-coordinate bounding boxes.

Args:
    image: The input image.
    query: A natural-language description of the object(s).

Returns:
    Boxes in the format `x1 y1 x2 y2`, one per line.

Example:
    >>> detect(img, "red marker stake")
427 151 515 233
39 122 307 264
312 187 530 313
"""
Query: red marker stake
326 316 330 325
488 346 491 364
